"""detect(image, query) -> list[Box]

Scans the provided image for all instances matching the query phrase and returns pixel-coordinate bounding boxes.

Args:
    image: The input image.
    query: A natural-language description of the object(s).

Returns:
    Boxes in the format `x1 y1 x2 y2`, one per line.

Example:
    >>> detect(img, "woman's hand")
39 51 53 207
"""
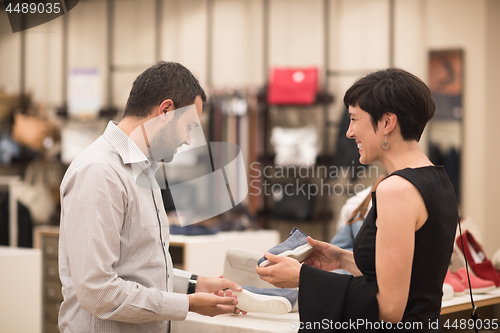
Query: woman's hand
302 236 345 271
255 253 301 288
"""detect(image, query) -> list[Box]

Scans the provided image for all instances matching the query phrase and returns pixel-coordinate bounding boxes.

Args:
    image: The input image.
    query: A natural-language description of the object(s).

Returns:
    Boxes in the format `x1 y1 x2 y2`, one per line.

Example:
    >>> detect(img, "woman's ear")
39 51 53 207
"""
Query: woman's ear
383 112 397 135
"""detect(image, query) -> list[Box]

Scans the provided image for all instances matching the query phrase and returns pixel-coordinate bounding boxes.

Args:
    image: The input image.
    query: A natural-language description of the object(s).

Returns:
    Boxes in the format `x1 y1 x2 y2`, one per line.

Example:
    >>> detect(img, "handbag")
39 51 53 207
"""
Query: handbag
12 110 58 153
0 91 30 123
331 175 385 250
15 159 55 225
267 67 318 105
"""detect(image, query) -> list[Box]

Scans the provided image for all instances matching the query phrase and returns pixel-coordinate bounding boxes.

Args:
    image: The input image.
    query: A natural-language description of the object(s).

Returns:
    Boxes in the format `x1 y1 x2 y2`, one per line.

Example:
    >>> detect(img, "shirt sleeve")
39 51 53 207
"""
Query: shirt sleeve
173 268 191 294
60 163 189 323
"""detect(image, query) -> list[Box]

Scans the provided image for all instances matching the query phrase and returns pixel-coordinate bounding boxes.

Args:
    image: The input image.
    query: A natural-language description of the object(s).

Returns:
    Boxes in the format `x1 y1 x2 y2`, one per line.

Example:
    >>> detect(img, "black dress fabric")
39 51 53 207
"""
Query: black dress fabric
0 191 33 248
298 166 457 332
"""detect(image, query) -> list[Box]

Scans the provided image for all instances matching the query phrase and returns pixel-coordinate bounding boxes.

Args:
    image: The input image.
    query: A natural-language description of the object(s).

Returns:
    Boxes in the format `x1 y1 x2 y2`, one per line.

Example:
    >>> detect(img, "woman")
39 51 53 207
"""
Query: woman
256 68 458 332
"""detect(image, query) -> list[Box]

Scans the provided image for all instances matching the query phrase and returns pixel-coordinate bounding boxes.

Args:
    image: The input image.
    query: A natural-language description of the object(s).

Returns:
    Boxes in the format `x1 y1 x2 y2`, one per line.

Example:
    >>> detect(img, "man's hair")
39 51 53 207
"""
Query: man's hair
123 61 207 119
343 68 435 141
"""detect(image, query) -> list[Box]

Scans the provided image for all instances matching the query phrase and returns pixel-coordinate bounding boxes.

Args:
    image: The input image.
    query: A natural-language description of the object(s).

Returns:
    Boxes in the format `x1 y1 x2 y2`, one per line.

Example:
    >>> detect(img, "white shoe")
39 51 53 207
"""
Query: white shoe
234 286 297 314
442 283 454 301
224 248 275 289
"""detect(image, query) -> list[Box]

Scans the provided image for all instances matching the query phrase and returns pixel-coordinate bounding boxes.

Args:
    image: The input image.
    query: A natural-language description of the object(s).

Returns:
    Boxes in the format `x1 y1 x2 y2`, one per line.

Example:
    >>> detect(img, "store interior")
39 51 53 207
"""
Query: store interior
1 0 500 332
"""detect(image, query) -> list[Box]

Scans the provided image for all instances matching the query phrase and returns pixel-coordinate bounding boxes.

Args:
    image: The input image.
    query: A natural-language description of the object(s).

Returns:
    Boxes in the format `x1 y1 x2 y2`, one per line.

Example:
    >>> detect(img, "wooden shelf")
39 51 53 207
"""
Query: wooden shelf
441 287 500 315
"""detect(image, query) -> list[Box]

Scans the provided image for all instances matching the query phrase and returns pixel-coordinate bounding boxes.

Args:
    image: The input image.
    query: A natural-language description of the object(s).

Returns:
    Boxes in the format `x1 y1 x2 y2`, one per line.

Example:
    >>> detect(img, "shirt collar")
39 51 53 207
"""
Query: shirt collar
102 121 146 163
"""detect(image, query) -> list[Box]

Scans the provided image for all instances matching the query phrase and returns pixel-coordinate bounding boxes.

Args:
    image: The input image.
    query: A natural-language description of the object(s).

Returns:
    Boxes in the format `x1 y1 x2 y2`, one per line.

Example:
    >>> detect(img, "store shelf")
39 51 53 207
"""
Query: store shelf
169 230 279 277
257 209 333 223
0 246 42 333
56 105 118 119
441 287 500 315
34 226 61 333
174 289 500 333
257 90 334 106
257 154 333 167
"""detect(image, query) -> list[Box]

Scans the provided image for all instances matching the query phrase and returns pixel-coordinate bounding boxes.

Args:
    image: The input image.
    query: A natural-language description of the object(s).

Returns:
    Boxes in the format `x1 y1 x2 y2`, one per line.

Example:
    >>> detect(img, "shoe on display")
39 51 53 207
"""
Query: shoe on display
492 248 500 271
223 248 275 289
234 286 298 314
453 267 496 294
258 227 314 267
456 230 500 287
442 283 454 301
444 270 465 296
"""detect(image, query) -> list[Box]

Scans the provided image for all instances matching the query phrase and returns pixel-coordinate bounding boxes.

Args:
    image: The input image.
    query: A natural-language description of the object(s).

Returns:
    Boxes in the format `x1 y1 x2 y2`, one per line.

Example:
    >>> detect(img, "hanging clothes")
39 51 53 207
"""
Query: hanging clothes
332 107 364 179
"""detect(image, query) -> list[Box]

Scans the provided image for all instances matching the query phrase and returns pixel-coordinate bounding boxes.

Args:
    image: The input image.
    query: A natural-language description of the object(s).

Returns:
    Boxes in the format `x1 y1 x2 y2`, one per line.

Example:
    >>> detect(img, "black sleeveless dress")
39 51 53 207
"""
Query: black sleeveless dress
298 166 457 332
354 166 458 331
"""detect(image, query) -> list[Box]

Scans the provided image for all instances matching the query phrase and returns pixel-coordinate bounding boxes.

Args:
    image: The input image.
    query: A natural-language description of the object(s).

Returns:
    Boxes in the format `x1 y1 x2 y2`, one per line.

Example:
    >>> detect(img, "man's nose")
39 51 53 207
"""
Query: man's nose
185 131 192 145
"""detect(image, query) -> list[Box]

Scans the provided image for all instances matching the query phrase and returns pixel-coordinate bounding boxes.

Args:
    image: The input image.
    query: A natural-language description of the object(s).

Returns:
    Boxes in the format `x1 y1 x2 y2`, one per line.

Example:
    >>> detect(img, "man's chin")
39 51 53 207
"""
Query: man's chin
161 155 175 163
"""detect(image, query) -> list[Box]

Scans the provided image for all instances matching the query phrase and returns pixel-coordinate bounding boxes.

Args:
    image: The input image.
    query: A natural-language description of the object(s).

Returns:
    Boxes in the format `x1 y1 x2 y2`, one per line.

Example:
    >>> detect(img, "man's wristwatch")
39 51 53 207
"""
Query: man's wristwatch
187 274 198 294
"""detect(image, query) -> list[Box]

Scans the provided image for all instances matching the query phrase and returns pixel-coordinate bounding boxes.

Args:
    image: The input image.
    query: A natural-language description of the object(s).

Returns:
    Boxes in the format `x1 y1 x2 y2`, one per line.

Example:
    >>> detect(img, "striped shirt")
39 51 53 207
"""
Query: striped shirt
58 121 191 333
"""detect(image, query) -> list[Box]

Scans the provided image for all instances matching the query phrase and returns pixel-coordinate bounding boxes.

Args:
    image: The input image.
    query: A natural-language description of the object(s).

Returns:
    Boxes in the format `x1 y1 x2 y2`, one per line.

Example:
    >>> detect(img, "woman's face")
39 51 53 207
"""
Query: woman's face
346 105 385 165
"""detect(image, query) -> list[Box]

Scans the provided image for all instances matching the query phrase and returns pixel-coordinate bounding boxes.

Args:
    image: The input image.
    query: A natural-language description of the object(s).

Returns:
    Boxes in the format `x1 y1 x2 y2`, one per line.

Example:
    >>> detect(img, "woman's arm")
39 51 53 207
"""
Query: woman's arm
256 237 364 289
374 176 427 323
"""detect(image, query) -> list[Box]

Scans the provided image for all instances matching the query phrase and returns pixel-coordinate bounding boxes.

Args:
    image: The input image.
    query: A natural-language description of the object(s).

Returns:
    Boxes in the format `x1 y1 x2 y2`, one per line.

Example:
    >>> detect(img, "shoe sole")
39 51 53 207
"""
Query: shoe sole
465 285 496 294
234 289 292 314
259 243 315 267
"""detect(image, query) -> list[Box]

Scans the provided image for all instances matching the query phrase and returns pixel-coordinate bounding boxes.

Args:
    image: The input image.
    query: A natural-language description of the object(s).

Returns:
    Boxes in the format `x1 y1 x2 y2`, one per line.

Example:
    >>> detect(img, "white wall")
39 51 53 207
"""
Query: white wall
212 0 263 87
0 10 21 94
483 0 500 256
0 0 499 253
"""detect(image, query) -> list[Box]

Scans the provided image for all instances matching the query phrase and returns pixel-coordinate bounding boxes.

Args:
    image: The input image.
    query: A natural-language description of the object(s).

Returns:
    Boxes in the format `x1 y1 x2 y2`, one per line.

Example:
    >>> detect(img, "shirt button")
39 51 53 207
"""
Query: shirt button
163 242 166 246
167 274 170 278
145 160 149 164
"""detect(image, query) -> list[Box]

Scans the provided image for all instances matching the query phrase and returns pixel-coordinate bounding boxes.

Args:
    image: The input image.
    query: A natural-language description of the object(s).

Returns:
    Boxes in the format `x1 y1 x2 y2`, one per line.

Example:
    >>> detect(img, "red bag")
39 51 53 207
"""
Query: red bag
267 67 318 105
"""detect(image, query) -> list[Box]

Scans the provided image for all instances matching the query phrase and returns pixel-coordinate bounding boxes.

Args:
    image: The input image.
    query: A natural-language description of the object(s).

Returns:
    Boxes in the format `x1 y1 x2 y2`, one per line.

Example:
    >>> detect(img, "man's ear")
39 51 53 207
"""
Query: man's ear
156 99 175 117
383 112 397 135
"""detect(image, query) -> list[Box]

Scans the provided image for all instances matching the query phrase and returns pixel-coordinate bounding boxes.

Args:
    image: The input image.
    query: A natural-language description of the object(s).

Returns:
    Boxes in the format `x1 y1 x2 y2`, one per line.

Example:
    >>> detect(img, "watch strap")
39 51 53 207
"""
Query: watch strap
187 274 198 294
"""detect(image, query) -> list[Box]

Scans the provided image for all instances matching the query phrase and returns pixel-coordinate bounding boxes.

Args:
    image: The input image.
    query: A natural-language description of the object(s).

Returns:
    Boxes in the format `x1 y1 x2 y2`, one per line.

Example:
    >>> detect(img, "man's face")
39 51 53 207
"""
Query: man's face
149 95 203 162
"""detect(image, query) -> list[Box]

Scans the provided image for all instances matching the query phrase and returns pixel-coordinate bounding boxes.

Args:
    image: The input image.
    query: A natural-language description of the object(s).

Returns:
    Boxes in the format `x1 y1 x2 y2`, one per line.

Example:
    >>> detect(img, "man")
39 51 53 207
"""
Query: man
58 61 242 332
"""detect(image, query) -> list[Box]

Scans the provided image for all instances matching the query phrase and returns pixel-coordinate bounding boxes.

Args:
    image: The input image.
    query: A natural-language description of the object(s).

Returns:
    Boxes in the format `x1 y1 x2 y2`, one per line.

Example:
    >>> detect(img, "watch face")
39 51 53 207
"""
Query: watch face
188 280 197 294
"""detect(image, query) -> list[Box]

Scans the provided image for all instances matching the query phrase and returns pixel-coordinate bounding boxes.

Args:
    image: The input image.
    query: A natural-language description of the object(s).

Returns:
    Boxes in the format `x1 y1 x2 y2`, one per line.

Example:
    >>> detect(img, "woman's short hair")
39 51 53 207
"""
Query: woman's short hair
123 61 206 119
343 68 435 141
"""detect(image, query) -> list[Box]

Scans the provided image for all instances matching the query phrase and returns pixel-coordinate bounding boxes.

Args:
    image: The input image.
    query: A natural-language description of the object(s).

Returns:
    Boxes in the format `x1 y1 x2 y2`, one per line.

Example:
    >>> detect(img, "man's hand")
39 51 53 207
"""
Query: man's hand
216 289 247 315
187 292 238 317
255 252 301 288
196 276 242 294
195 276 246 315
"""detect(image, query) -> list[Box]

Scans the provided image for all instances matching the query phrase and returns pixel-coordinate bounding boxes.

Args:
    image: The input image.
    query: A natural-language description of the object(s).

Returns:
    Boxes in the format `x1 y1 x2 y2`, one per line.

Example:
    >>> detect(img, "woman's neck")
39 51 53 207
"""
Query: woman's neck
380 140 433 175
